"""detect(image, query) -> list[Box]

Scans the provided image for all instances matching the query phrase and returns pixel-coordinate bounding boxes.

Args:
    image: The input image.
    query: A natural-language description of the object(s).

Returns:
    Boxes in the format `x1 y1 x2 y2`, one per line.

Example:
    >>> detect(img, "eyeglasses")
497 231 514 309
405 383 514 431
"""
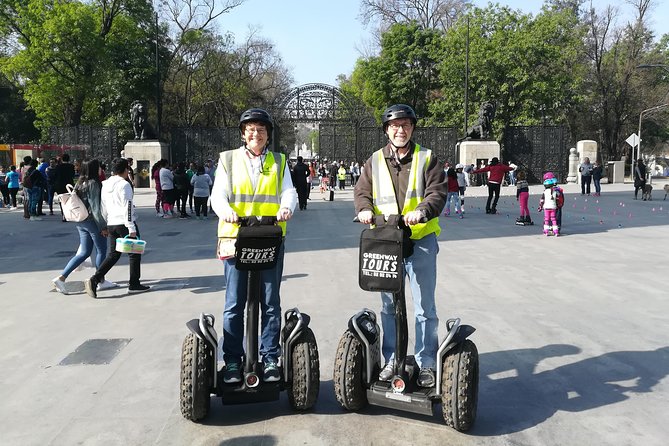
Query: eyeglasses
245 126 267 134
388 123 413 131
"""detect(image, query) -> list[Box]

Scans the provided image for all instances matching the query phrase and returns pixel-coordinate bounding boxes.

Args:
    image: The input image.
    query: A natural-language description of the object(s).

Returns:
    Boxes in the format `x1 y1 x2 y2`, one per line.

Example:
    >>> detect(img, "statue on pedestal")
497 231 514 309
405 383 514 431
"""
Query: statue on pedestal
462 101 496 141
130 100 154 140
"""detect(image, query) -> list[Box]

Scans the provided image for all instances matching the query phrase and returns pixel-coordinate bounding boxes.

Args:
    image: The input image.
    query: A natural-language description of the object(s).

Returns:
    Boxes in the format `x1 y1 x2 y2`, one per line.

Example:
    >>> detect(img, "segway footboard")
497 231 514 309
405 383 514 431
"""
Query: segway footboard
437 318 479 432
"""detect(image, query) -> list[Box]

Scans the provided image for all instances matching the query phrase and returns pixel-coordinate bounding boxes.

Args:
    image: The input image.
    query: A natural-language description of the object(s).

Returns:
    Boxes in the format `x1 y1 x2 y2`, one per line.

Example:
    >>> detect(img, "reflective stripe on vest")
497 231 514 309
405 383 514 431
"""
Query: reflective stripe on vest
217 148 287 237
371 144 441 240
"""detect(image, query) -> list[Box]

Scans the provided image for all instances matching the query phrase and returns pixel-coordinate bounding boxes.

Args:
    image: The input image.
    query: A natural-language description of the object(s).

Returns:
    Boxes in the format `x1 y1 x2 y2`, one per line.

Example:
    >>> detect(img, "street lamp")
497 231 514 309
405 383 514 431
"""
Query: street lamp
637 103 669 181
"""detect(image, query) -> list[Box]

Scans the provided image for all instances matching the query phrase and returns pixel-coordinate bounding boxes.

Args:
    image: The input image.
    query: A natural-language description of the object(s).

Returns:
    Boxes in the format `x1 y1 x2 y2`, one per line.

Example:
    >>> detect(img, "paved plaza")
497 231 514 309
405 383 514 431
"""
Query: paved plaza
1 181 668 446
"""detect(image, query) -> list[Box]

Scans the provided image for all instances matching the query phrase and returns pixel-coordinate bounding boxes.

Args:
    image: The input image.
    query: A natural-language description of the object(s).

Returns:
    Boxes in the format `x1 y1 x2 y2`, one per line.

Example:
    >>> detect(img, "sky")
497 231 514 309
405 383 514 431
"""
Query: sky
215 0 669 87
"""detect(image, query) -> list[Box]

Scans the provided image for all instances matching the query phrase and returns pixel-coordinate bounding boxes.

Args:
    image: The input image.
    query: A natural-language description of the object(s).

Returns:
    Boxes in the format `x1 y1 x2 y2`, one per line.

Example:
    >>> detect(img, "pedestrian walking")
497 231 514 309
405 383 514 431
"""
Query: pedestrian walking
52 159 117 294
634 159 647 200
5 165 20 208
443 167 462 218
173 162 191 218
579 157 593 195
455 163 467 215
292 156 310 210
190 165 212 219
84 158 150 298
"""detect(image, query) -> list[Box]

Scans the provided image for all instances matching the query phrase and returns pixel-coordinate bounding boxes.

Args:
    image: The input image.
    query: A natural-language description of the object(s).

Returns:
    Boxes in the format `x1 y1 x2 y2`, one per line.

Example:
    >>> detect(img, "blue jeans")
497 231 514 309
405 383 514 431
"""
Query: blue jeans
28 186 41 216
61 219 108 278
445 192 460 214
593 178 601 194
222 243 285 364
380 233 439 369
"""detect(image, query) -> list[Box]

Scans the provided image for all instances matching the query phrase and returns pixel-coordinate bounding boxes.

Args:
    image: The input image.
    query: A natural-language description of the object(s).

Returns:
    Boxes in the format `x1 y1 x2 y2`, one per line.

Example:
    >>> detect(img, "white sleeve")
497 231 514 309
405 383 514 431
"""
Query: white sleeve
210 157 233 216
279 162 297 212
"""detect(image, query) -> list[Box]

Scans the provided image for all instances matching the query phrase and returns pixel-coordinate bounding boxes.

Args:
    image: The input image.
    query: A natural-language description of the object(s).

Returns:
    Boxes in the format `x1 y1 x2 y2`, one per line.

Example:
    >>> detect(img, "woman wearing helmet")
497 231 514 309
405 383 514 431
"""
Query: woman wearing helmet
210 108 297 384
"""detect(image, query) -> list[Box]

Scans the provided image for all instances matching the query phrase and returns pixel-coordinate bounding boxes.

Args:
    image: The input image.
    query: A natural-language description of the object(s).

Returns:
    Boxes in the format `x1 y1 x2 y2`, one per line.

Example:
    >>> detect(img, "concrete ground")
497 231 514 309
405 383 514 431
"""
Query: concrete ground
0 179 668 446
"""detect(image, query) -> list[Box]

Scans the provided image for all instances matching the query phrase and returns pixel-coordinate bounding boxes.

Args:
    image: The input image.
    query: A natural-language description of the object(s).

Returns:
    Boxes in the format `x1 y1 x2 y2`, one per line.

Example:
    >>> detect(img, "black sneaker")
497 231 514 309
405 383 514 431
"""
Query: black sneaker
84 277 98 299
263 360 280 382
223 362 241 384
128 284 151 294
417 367 435 387
378 362 394 381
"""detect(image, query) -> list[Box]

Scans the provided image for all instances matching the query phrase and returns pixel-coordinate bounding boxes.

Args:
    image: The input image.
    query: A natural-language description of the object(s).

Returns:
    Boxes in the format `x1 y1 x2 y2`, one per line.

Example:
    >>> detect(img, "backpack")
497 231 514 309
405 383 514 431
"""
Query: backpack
57 184 90 222
22 171 33 189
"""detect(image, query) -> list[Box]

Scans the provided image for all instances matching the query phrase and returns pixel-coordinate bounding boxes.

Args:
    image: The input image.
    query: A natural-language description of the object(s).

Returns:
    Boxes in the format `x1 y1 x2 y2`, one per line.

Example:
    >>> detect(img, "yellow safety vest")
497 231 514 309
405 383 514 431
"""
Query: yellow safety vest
217 148 287 237
337 167 347 180
371 144 441 240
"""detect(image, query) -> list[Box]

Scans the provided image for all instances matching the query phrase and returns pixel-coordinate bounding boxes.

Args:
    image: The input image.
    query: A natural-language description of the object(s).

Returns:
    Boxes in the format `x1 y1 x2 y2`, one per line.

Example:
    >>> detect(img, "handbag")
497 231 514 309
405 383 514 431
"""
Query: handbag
57 184 90 222
234 220 283 271
358 215 413 293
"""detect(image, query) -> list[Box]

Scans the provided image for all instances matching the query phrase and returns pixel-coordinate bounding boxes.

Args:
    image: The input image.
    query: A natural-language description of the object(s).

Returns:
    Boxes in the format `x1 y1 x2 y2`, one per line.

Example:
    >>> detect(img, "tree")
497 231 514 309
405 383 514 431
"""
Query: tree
0 0 160 135
359 0 472 34
430 4 585 137
0 73 39 142
580 0 657 161
341 22 445 122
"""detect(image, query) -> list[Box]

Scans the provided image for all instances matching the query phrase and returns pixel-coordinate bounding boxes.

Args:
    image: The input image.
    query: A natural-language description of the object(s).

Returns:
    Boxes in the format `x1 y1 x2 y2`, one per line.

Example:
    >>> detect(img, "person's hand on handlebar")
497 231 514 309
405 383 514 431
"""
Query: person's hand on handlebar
357 210 374 224
404 210 426 226
276 207 293 222
222 208 239 223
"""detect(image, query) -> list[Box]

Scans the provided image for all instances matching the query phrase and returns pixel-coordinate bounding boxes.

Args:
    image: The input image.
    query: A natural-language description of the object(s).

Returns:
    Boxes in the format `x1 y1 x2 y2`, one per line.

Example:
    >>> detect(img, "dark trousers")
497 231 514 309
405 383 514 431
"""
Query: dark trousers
194 196 208 217
0 185 9 205
8 187 18 207
486 182 501 211
581 175 592 194
92 224 142 287
296 183 308 209
188 186 194 210
176 189 188 214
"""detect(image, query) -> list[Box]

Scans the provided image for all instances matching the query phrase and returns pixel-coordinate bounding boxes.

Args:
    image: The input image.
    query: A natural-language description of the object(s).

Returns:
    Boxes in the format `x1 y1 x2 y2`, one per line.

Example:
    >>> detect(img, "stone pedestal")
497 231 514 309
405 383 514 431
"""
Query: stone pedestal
457 140 500 169
123 141 169 188
567 147 579 183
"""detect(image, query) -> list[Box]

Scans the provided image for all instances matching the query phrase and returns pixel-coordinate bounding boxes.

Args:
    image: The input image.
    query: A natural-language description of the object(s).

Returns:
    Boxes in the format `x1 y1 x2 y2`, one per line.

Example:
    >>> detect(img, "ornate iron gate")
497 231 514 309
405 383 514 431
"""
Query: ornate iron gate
502 125 570 183
169 127 239 163
48 126 118 160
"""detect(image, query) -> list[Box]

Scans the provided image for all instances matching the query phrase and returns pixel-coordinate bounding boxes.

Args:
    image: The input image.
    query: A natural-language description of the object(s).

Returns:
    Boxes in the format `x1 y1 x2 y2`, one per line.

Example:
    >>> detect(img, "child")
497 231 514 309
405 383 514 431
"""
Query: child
455 164 467 216
444 168 462 218
538 176 563 236
515 170 532 225
543 172 564 232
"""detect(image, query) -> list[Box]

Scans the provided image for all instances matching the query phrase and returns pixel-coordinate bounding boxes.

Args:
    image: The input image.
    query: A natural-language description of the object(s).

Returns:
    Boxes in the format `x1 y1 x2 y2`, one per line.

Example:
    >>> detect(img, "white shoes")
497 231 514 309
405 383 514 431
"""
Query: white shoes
52 277 66 293
97 280 119 291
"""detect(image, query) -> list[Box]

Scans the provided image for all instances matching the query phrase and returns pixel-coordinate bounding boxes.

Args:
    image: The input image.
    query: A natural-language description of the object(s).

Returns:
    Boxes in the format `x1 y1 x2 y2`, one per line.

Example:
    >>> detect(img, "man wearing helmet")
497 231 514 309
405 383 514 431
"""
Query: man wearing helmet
211 108 297 384
354 104 447 388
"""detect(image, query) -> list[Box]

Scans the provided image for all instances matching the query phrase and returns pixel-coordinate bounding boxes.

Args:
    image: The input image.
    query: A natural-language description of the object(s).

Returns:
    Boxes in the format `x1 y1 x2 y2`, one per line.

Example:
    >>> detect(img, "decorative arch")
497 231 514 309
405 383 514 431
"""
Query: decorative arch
272 83 366 122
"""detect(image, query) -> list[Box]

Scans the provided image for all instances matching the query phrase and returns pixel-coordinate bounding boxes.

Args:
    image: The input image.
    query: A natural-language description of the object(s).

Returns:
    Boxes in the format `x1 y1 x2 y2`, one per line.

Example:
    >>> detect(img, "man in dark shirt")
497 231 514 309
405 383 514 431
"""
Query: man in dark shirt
292 156 310 210
54 153 75 194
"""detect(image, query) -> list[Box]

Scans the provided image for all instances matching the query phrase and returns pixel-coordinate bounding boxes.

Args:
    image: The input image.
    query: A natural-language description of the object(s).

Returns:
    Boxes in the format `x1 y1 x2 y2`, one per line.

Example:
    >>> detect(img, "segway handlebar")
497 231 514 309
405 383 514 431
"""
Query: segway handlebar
237 216 278 226
353 213 428 224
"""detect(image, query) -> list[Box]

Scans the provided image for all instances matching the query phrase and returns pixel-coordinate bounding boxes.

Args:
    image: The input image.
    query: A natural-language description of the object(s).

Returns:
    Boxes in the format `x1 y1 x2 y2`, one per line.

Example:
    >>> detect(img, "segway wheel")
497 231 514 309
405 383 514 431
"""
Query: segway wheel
333 330 368 410
441 339 479 431
180 333 213 421
287 328 320 410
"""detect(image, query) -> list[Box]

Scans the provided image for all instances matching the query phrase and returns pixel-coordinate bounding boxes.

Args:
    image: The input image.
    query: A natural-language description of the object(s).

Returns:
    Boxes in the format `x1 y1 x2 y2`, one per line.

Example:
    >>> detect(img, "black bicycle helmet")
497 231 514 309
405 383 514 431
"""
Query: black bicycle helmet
382 104 417 129
239 108 274 134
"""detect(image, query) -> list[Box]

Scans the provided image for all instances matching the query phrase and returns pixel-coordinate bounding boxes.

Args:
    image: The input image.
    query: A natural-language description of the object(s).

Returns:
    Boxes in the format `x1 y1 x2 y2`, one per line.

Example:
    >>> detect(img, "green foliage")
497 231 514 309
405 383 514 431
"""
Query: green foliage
340 22 445 123
0 0 162 138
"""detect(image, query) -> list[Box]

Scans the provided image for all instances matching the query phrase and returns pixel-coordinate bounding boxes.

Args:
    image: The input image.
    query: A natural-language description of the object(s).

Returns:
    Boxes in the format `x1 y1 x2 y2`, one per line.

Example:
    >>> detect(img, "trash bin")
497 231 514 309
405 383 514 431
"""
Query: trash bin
607 162 614 184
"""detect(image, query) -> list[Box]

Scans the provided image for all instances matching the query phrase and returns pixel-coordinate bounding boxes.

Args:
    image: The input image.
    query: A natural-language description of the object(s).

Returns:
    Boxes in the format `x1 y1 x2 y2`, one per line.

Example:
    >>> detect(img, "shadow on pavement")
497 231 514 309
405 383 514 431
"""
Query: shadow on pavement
474 344 669 436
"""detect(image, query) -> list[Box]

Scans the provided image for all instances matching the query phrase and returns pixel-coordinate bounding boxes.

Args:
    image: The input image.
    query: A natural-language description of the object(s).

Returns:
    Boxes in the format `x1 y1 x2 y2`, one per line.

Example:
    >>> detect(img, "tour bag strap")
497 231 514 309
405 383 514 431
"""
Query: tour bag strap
234 217 283 271
359 215 410 293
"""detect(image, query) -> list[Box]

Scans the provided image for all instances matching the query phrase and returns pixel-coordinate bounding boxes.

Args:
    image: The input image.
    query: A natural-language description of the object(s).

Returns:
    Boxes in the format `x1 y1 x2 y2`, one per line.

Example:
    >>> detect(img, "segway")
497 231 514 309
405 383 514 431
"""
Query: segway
333 215 478 431
180 216 319 421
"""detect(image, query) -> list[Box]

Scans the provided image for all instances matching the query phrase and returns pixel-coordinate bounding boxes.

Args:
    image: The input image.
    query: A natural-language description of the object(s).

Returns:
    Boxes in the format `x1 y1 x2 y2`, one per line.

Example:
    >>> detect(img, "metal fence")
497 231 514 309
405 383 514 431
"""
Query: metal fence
48 126 118 161
502 125 571 183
